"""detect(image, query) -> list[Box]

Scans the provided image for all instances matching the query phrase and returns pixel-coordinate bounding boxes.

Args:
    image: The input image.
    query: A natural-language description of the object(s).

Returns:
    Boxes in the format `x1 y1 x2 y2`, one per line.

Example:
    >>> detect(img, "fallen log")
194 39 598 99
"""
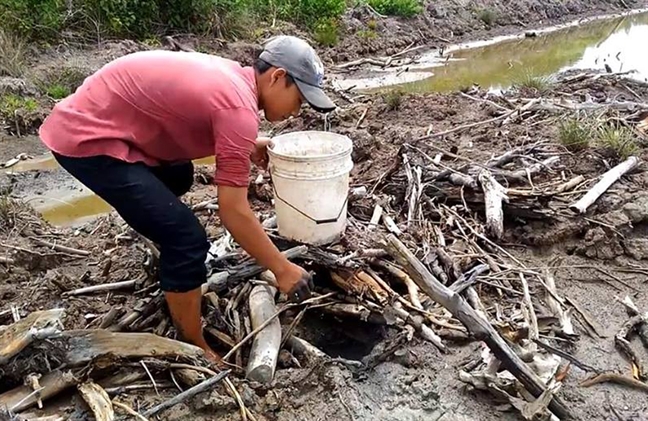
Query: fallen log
0 309 64 365
570 156 639 214
384 234 571 419
5 330 203 371
78 382 114 421
246 284 281 384
0 370 78 413
479 170 508 239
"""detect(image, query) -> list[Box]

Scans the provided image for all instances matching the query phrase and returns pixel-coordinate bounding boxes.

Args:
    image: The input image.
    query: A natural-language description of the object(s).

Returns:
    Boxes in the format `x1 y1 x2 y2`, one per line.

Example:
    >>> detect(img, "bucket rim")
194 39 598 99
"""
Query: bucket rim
268 130 353 161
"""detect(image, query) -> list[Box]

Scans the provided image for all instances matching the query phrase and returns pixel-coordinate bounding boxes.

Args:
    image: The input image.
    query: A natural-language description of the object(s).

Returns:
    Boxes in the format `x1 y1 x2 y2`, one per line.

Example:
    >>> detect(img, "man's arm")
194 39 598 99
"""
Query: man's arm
218 185 310 298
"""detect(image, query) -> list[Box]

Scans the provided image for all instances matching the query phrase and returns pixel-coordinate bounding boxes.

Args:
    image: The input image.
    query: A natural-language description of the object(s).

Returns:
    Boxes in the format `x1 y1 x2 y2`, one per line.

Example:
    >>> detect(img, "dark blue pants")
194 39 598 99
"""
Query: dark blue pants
53 153 209 292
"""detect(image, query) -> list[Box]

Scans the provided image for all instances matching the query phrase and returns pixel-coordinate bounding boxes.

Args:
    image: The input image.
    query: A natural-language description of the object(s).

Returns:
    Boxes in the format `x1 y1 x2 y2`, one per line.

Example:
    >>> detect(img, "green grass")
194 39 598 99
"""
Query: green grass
478 8 498 26
382 89 404 111
313 19 339 47
0 0 349 41
558 117 591 152
597 124 639 159
367 0 422 17
357 29 378 40
45 83 71 99
0 29 28 77
0 94 38 115
514 71 552 93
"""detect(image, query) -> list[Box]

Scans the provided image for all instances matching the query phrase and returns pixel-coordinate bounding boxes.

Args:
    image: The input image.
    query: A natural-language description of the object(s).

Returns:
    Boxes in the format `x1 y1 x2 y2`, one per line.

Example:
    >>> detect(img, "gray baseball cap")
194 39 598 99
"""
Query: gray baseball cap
259 35 336 113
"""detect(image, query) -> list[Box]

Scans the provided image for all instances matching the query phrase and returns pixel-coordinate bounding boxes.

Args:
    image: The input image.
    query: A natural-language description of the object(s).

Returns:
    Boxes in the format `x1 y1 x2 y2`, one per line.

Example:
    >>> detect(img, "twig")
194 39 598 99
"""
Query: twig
519 273 539 341
62 280 137 296
112 400 150 421
533 339 598 372
140 361 159 396
222 293 336 362
29 237 90 256
565 296 606 338
580 372 648 393
142 371 231 417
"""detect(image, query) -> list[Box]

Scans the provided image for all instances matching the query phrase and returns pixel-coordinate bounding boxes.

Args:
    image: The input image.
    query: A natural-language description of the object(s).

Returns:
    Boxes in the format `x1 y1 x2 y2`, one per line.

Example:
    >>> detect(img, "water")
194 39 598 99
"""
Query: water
333 11 648 93
407 11 648 93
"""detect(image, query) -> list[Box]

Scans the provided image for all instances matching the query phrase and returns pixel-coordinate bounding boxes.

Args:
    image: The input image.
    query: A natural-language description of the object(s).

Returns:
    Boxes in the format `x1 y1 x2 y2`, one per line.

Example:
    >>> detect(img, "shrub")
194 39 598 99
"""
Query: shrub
313 18 339 47
367 0 422 17
0 29 28 77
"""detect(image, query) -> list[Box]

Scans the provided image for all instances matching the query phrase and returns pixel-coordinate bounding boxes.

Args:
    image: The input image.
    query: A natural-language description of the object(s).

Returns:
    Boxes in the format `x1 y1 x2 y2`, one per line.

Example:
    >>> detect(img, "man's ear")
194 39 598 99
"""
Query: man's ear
269 68 288 86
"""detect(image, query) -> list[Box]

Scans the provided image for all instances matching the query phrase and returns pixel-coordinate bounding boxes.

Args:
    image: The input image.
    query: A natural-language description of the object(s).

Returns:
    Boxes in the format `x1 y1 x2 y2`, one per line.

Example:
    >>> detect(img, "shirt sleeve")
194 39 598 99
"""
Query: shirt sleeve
212 108 259 187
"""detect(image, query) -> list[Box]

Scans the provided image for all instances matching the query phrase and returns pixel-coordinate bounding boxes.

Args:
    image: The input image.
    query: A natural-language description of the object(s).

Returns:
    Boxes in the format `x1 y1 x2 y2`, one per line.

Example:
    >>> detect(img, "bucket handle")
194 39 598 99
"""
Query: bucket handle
271 182 348 225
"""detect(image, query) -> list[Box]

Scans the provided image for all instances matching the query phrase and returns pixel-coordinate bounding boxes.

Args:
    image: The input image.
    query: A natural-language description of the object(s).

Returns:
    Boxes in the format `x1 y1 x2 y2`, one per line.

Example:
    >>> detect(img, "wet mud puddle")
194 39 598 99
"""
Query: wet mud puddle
334 10 648 92
4 154 215 227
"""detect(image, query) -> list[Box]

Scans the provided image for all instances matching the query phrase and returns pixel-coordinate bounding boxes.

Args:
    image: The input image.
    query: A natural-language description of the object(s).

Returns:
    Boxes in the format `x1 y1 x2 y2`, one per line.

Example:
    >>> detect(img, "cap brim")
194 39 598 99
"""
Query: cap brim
295 80 336 113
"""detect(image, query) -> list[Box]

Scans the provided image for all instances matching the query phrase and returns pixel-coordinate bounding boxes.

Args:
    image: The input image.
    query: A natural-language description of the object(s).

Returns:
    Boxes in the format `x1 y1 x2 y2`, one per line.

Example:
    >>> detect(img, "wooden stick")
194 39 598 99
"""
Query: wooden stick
570 156 639 214
0 371 78 412
112 401 149 421
615 315 647 380
62 280 137 297
246 284 281 384
519 274 539 341
285 335 362 368
222 293 335 362
479 170 508 239
580 372 648 393
544 270 575 336
384 235 571 419
0 308 64 364
78 382 114 421
29 237 90 256
372 259 422 309
368 204 383 230
0 256 14 264
142 370 230 417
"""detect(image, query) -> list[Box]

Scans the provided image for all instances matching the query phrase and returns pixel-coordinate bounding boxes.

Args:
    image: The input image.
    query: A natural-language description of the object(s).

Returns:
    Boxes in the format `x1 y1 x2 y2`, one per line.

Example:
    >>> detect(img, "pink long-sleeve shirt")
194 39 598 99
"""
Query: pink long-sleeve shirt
39 50 259 187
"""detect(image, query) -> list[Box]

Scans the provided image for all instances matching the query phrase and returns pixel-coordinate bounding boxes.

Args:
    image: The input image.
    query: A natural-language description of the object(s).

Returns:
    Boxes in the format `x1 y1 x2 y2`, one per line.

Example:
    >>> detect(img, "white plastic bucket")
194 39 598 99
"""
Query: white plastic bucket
268 131 353 245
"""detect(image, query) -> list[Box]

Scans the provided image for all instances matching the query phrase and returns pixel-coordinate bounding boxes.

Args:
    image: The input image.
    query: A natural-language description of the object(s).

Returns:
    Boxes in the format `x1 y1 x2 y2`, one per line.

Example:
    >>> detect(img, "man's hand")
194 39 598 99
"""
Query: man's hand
250 137 273 170
274 262 313 303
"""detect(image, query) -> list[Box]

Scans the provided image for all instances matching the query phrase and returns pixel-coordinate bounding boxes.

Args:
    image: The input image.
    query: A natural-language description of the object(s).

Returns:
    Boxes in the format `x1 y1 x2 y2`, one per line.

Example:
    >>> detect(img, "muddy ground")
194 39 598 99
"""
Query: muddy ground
2 2 648 421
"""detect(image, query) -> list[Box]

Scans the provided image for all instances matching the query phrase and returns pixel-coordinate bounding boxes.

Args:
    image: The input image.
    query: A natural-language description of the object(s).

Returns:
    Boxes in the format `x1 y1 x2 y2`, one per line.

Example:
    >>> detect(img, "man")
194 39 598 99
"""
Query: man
38 36 336 362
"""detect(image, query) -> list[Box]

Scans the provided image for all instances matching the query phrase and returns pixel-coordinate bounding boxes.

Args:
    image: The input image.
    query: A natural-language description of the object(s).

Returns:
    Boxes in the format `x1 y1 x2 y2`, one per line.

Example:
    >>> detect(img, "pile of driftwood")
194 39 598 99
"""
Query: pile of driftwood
3 80 648 420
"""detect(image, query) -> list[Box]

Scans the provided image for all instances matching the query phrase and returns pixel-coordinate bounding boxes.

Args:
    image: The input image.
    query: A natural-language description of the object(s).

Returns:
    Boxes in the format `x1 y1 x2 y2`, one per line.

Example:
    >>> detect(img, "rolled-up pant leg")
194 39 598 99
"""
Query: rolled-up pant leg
53 153 208 292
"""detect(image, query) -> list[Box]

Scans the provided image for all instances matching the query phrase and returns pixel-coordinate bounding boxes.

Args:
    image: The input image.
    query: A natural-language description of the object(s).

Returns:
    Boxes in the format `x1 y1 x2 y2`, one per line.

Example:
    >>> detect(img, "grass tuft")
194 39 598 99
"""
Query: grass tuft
558 117 591 152
597 124 639 159
313 18 339 47
367 0 422 17
0 29 28 78
382 89 404 111
478 8 498 26
0 94 38 115
514 72 552 93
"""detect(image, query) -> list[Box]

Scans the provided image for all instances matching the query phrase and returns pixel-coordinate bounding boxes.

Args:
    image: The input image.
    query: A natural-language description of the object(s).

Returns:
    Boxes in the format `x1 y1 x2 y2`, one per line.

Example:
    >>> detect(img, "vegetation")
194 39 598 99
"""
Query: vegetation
313 18 339 47
0 94 38 115
558 117 591 152
0 29 28 78
367 0 422 17
382 89 404 111
478 8 498 26
596 124 638 159
0 0 353 41
514 72 552 93
36 66 87 99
